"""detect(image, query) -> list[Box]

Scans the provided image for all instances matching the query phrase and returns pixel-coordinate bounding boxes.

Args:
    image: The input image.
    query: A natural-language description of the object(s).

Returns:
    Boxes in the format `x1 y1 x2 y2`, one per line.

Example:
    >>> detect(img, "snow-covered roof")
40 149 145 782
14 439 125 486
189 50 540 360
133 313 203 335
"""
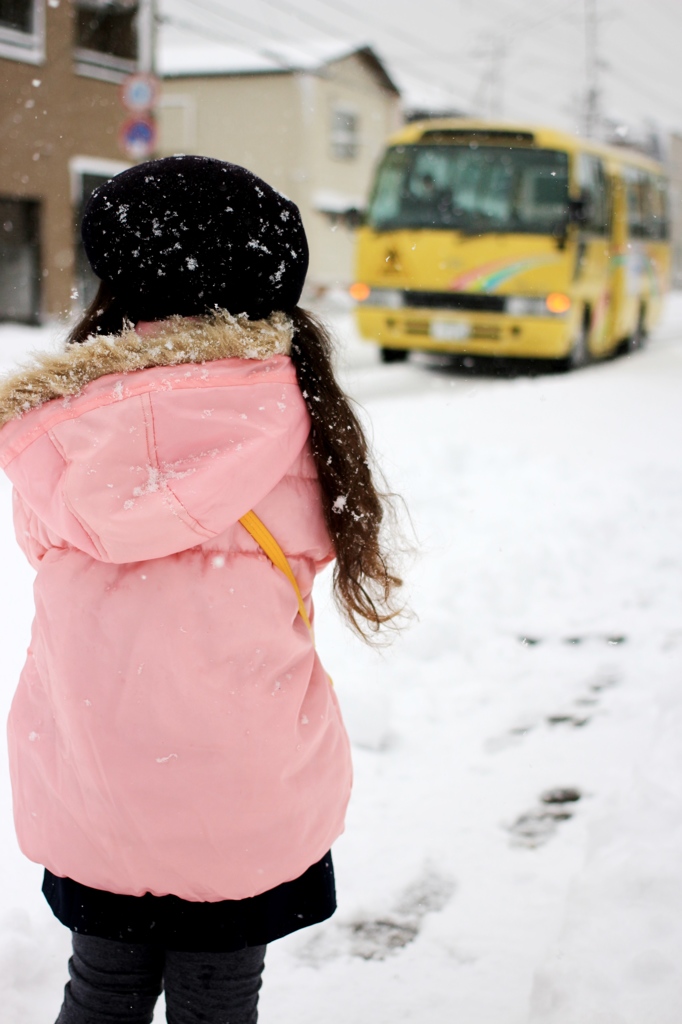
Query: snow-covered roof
158 37 400 94
159 43 279 77
313 188 366 214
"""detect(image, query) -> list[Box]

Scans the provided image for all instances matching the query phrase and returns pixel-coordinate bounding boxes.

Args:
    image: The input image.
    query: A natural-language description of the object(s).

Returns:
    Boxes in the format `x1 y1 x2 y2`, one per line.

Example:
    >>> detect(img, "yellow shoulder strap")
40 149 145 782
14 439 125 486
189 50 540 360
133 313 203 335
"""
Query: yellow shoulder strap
239 510 313 636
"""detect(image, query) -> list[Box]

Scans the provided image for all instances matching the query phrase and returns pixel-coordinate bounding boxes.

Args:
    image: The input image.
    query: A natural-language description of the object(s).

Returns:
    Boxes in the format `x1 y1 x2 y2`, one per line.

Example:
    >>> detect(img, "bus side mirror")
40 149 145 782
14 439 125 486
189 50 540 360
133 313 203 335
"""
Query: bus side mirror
345 207 366 229
568 190 592 225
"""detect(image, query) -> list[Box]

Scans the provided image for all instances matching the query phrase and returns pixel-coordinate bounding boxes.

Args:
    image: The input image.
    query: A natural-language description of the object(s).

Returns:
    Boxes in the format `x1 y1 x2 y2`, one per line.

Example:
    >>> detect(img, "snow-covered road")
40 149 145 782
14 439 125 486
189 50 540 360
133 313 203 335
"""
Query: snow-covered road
1 300 681 1023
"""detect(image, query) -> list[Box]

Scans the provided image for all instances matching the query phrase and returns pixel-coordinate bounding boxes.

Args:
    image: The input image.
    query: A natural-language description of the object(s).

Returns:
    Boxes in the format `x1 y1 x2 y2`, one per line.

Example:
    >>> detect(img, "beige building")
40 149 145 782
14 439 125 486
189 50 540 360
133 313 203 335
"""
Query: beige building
0 0 154 322
158 43 401 293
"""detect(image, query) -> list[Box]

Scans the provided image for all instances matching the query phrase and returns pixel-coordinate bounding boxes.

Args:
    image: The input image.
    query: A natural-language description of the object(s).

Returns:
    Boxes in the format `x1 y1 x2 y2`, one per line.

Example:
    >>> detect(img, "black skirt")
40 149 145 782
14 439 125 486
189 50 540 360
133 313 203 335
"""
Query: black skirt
43 852 335 952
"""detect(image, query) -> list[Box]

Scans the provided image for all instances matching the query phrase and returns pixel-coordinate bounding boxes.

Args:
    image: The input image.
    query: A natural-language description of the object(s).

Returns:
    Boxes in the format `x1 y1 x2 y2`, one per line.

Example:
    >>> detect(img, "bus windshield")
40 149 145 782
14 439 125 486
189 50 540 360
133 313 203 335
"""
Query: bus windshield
367 145 570 235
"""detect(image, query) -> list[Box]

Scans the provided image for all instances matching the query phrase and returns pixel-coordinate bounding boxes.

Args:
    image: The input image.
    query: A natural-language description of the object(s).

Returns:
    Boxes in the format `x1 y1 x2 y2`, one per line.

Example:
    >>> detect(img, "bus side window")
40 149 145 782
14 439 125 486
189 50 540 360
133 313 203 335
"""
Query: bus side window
625 170 646 239
647 176 669 241
628 172 668 241
657 179 670 240
594 159 610 234
577 154 608 235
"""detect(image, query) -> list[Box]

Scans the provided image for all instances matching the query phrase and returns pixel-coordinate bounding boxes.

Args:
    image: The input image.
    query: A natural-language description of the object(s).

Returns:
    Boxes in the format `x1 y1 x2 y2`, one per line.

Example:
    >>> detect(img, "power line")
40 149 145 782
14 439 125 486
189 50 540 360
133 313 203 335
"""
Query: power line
164 0 296 47
605 65 682 123
614 10 682 80
157 12 297 72
164 0 477 108
584 0 599 136
307 0 479 69
504 0 578 38
249 0 582 120
160 6 467 107
469 2 578 122
248 0 374 49
175 0 576 100
163 0 682 132
251 0 484 108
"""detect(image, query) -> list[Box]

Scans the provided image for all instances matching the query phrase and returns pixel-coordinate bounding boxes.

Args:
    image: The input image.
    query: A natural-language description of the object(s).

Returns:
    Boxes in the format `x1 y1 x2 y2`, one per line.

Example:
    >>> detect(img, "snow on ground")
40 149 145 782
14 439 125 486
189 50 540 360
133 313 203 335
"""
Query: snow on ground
1 299 682 1022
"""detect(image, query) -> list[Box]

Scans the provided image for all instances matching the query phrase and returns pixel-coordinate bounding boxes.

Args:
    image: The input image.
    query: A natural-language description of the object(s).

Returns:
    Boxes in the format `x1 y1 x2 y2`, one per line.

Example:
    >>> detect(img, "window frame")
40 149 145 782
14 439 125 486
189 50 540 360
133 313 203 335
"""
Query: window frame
0 0 45 66
330 106 360 162
0 194 42 325
69 156 131 308
73 0 139 83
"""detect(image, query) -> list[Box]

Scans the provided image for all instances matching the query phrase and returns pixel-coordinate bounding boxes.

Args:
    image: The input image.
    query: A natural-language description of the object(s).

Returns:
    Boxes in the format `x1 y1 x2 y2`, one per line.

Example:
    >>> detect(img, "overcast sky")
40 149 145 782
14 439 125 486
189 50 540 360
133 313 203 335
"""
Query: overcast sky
159 0 682 145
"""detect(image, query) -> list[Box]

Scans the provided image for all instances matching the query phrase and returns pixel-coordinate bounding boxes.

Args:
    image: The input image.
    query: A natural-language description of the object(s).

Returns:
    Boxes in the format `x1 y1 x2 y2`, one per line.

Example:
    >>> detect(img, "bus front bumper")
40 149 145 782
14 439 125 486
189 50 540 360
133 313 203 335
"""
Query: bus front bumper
356 307 575 360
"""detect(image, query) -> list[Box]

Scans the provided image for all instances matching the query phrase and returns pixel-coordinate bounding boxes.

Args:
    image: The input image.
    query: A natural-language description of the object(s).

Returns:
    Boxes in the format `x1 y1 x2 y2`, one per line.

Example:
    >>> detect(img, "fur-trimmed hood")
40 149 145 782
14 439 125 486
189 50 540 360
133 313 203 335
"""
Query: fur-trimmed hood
0 310 293 426
2 305 350 905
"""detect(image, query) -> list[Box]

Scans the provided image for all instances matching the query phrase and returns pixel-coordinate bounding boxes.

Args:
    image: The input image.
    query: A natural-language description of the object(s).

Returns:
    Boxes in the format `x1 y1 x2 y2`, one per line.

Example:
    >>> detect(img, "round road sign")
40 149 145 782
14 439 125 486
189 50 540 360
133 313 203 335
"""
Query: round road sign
119 116 157 160
121 73 159 113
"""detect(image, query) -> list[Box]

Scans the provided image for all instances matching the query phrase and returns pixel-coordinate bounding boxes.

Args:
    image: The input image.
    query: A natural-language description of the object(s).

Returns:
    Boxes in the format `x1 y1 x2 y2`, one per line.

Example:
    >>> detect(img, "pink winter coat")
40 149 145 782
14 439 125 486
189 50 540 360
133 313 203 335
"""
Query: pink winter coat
0 311 352 902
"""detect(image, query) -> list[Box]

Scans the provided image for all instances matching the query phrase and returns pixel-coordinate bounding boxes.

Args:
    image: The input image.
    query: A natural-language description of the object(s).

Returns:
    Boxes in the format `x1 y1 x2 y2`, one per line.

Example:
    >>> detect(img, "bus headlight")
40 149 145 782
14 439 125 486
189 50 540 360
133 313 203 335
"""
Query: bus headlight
349 282 371 301
506 294 571 317
350 284 404 308
545 292 572 314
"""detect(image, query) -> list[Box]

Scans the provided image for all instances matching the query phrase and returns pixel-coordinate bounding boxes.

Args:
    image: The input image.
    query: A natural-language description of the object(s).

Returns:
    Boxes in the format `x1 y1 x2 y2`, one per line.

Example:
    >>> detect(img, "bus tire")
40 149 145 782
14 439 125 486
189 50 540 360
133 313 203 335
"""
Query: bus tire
380 347 409 363
562 310 590 371
625 304 647 354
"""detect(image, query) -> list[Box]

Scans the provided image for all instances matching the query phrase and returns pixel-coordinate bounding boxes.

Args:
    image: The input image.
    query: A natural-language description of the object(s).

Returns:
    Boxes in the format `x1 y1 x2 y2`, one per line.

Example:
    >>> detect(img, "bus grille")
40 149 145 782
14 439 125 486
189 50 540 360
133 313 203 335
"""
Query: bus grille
404 291 506 312
405 320 430 335
402 320 501 341
471 325 501 340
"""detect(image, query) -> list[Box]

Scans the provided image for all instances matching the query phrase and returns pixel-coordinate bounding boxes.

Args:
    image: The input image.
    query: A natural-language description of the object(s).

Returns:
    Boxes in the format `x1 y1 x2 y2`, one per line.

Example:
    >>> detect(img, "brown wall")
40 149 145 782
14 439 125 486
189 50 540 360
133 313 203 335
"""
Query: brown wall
0 1 130 318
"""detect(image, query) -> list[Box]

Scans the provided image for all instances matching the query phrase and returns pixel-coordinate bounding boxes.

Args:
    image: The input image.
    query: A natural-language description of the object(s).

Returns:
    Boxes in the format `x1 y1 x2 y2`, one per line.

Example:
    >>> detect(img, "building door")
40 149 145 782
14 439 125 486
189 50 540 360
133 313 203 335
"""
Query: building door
0 198 41 324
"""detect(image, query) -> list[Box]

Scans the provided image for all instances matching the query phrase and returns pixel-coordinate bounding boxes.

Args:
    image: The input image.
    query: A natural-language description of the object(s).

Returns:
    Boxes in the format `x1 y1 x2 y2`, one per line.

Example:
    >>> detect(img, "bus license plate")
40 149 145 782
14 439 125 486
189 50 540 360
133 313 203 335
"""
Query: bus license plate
430 320 471 342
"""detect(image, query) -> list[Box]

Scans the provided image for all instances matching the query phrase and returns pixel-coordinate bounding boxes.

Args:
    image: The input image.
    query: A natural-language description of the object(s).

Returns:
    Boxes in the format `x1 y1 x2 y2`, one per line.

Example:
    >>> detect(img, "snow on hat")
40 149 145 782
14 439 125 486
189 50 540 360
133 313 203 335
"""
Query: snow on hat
81 155 309 321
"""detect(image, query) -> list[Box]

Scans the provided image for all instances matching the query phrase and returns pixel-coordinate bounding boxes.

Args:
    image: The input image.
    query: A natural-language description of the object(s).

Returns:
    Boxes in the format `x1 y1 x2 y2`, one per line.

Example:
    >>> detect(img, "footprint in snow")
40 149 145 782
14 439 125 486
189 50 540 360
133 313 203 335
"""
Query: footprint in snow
546 713 590 728
590 674 620 692
348 918 419 960
299 867 456 963
485 671 621 752
517 635 628 647
508 787 582 848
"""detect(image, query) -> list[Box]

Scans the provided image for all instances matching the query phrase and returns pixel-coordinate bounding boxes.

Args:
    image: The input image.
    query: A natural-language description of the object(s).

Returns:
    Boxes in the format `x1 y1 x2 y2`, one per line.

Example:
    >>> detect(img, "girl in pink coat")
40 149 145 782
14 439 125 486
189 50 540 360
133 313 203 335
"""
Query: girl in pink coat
0 157 402 1024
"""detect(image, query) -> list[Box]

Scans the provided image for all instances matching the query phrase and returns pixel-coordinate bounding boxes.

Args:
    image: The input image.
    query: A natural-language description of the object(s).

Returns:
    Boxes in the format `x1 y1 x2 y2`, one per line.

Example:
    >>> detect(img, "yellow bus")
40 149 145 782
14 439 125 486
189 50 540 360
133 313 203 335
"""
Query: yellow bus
352 120 671 367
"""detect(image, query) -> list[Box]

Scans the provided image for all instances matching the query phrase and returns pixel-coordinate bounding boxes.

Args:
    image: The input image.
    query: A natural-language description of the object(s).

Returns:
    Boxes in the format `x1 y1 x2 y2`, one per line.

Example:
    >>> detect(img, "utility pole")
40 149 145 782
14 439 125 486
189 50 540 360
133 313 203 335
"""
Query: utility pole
138 0 157 74
584 0 599 137
472 34 507 119
489 36 507 119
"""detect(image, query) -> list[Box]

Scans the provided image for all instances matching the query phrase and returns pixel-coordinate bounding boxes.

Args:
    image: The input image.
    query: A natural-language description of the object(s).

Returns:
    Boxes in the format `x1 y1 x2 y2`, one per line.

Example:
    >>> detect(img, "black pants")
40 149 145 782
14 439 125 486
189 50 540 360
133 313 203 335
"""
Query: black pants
56 932 266 1024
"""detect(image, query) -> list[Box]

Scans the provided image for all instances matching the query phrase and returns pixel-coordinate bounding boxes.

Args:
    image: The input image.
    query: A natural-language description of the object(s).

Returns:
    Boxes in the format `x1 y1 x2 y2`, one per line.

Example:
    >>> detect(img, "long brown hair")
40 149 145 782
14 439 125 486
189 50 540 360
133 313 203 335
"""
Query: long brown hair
68 284 404 641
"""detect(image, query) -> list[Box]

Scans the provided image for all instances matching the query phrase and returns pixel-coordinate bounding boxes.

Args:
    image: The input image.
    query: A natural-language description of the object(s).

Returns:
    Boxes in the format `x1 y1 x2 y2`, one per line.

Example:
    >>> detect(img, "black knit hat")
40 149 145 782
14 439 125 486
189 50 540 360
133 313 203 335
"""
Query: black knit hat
81 155 309 321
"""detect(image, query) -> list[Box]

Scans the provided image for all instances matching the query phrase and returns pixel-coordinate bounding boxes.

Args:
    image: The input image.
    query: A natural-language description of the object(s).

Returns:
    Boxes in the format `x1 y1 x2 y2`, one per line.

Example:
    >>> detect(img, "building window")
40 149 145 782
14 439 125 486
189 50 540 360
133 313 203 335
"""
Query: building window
0 0 32 33
70 158 130 308
0 0 45 64
74 0 138 81
330 108 359 161
0 197 41 324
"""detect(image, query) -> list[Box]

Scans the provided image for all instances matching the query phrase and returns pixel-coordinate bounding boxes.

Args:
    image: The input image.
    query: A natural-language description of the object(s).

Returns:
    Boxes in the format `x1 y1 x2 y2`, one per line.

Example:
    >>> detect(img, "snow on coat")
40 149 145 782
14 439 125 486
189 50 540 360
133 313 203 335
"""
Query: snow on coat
0 311 352 902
